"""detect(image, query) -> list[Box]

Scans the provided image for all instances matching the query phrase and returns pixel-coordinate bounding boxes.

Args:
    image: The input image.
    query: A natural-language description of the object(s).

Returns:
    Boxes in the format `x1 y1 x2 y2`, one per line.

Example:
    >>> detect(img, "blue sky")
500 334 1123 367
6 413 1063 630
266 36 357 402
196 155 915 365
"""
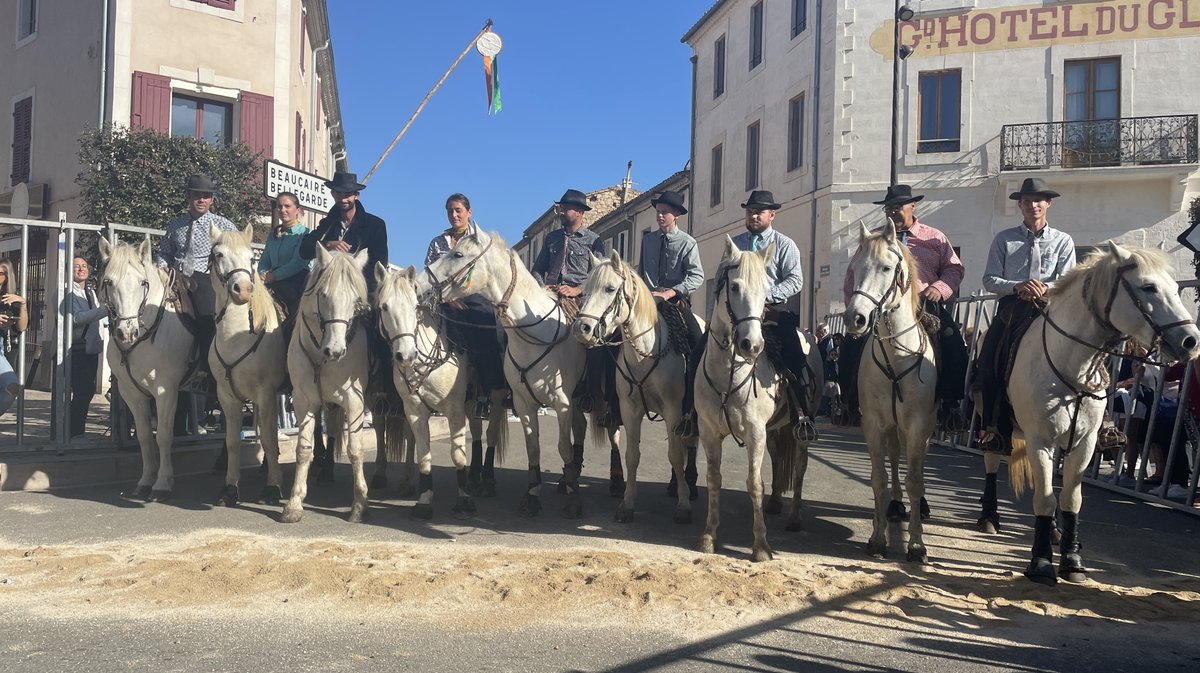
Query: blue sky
327 1 699 267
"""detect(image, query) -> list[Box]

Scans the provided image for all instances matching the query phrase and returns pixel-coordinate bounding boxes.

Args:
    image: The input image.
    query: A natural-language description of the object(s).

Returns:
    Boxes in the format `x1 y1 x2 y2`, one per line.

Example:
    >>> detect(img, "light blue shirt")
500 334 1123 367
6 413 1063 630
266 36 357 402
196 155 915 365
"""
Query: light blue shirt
731 227 804 305
982 223 1076 295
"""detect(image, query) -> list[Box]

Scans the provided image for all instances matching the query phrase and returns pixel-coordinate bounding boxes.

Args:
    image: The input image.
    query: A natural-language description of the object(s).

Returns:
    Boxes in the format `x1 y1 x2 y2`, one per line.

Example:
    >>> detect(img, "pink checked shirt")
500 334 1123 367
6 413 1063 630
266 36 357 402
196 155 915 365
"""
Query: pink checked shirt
843 219 964 304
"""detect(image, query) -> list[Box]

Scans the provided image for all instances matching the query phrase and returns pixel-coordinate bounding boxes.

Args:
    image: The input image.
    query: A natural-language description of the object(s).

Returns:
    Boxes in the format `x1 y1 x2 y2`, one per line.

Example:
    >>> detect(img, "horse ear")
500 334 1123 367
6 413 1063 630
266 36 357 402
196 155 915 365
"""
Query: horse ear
352 247 370 270
722 235 739 262
1106 240 1132 263
760 237 777 261
315 243 332 267
404 265 417 281
609 249 622 267
858 222 872 244
98 237 112 264
374 261 390 288
137 238 152 263
882 220 898 243
242 222 254 244
209 222 223 243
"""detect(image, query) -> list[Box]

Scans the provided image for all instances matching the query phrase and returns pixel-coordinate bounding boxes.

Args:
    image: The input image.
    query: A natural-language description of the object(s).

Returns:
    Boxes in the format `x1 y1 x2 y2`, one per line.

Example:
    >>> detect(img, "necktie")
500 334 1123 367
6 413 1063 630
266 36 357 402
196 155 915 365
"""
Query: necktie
750 234 762 252
657 232 669 284
555 234 571 284
898 230 909 245
181 220 196 276
1029 235 1042 281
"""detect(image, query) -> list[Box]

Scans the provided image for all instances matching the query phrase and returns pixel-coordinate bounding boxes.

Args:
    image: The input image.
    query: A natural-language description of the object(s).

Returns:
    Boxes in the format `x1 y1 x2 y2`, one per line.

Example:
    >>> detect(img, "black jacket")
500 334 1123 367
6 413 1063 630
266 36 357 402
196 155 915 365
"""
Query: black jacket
300 200 389 293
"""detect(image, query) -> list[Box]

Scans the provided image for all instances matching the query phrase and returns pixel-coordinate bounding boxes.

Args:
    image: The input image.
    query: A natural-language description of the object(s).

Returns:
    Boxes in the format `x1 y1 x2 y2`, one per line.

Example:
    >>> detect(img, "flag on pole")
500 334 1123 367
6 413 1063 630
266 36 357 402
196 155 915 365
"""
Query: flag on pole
477 31 503 115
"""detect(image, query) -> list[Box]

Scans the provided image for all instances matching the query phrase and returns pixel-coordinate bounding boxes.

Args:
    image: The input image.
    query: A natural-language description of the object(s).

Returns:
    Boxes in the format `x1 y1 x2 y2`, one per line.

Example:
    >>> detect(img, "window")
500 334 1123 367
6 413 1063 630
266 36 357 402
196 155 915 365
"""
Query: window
791 0 807 38
713 35 726 99
1063 57 1120 166
710 144 723 207
191 0 236 9
918 69 961 153
170 94 233 146
11 96 33 186
745 122 760 191
787 94 805 171
749 2 764 69
611 230 629 261
17 0 37 41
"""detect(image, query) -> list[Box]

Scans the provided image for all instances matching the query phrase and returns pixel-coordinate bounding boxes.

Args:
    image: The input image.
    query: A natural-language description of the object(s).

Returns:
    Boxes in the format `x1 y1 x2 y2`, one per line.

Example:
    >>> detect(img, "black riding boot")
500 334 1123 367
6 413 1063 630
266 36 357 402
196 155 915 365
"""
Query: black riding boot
1025 514 1057 585
1058 511 1086 581
977 472 1001 532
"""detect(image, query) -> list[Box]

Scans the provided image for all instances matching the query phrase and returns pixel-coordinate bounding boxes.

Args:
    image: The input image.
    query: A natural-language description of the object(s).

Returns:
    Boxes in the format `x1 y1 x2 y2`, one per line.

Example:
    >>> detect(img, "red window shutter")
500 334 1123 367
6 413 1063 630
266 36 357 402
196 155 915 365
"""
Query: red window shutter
11 97 33 185
294 112 302 168
130 71 171 131
238 91 274 159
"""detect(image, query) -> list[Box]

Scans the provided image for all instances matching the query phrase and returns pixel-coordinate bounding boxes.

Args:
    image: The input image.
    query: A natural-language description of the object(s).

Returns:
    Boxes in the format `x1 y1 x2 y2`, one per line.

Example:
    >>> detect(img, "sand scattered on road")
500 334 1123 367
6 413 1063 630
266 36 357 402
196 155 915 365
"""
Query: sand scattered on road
0 530 1196 634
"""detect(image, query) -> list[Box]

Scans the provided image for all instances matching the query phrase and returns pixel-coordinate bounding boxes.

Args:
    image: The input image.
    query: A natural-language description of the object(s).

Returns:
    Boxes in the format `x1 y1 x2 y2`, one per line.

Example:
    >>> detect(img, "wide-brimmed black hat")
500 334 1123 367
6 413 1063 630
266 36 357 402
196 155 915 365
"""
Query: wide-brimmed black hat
556 188 592 212
650 190 688 215
873 184 924 207
1009 177 1060 200
740 190 781 210
325 171 366 193
185 174 217 194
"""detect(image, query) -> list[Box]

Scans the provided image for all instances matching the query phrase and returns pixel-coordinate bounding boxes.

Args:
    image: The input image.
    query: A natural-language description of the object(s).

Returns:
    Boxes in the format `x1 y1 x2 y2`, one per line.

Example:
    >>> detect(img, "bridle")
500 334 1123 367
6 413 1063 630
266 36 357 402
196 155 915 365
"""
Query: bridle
209 246 258 325
848 242 909 333
377 285 453 395
700 260 769 447
99 262 168 399
708 261 763 352
423 234 494 305
576 264 658 359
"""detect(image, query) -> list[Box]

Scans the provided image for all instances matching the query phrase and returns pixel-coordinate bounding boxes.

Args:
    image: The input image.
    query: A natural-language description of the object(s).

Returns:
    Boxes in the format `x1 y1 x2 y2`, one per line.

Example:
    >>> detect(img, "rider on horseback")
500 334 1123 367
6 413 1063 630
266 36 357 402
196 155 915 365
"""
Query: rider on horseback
675 189 816 441
258 191 310 343
841 184 970 431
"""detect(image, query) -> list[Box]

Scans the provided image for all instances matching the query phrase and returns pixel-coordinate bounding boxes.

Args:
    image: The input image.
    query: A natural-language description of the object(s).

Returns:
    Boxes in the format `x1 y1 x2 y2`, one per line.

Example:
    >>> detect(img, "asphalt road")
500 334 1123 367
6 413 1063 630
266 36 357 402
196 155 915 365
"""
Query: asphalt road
2 417 1199 672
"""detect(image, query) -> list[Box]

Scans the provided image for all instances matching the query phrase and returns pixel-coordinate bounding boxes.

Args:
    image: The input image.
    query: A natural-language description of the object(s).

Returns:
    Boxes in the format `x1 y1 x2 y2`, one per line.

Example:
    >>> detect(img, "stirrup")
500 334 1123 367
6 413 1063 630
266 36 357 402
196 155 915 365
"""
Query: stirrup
673 412 698 439
473 397 491 420
574 394 594 414
1096 422 1126 452
977 430 1006 454
793 416 818 442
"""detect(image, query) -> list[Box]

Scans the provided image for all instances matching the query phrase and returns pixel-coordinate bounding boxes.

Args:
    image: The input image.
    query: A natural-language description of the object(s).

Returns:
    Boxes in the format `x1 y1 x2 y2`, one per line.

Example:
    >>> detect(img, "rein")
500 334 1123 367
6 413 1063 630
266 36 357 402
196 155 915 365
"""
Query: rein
378 298 454 405
101 267 169 400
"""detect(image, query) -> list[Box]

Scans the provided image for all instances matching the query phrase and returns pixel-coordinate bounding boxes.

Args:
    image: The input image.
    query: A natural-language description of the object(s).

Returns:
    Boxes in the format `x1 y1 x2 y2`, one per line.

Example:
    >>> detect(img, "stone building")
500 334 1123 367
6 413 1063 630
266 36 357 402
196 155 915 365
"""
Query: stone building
512 180 642 270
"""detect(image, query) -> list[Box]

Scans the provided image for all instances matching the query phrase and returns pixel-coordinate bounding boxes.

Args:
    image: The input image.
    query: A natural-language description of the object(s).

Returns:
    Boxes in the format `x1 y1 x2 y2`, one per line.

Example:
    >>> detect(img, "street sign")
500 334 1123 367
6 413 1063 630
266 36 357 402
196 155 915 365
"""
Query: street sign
263 160 334 214
1178 218 1200 255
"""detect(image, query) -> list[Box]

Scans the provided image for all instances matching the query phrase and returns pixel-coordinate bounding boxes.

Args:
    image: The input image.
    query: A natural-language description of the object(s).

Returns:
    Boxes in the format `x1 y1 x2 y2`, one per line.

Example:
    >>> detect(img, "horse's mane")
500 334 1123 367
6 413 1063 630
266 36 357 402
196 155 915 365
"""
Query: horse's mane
583 256 660 328
1048 245 1171 303
214 227 279 332
861 230 920 320
104 242 161 287
716 244 770 298
313 250 368 302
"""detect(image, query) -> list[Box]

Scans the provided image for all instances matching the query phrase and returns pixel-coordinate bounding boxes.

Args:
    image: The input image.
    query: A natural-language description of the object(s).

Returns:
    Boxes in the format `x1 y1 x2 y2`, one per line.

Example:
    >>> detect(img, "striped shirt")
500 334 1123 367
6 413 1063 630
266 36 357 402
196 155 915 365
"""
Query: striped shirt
155 211 237 275
843 219 964 304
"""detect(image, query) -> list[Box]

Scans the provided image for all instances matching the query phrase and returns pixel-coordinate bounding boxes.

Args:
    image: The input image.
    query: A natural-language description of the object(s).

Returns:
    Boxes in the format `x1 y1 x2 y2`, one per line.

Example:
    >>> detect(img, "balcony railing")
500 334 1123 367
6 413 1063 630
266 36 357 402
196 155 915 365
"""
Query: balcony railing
1000 114 1198 171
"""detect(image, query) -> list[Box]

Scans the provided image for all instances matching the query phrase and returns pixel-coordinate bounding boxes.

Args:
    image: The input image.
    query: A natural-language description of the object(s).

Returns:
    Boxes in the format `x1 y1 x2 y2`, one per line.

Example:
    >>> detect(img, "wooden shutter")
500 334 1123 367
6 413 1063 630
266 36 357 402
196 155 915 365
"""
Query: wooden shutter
238 91 274 159
11 97 33 185
130 71 171 131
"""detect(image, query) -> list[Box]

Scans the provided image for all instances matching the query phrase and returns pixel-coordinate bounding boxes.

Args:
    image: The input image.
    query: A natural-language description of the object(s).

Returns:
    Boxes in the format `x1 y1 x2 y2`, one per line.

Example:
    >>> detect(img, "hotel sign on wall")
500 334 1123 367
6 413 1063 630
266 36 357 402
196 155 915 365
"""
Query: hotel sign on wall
870 0 1200 58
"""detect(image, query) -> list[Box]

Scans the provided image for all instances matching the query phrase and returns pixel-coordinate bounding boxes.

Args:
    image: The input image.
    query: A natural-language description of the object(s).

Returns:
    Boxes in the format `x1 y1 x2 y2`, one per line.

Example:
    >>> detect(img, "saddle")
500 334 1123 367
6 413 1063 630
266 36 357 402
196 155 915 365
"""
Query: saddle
167 270 199 335
658 300 694 357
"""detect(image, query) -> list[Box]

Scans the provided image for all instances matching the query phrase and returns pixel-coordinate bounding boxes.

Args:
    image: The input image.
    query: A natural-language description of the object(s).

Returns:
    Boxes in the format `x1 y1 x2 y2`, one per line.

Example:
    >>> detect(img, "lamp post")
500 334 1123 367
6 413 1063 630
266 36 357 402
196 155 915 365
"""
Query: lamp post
890 3 915 186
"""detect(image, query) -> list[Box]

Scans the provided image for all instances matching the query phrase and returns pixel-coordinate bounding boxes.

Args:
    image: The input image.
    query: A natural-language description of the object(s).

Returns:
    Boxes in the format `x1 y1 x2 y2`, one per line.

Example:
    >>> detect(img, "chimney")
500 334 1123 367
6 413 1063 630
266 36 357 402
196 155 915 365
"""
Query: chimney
621 160 633 205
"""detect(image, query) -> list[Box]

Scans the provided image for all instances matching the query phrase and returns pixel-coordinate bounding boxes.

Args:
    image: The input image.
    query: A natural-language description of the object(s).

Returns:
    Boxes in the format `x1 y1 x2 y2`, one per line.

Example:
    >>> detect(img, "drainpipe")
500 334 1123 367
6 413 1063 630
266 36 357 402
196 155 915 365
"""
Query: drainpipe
311 38 330 171
98 0 110 125
806 0 824 328
687 54 698 235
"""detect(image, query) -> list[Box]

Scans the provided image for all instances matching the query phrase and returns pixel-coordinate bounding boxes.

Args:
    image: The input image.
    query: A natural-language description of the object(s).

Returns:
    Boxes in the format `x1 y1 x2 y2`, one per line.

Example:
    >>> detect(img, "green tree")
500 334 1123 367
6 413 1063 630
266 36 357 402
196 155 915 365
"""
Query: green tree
76 124 270 248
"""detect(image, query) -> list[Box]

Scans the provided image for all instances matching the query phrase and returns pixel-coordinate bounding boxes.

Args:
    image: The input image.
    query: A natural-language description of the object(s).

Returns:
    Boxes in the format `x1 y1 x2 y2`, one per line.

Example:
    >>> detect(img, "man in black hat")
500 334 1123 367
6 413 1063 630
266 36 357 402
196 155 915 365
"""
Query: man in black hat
676 190 816 440
299 171 389 295
975 177 1076 451
638 190 704 497
841 184 969 430
155 174 237 432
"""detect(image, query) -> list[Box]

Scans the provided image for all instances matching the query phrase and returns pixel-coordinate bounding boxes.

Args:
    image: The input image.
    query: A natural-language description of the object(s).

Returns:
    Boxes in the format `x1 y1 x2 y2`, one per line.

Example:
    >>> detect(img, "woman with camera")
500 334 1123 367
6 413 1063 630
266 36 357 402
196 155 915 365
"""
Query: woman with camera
0 260 28 415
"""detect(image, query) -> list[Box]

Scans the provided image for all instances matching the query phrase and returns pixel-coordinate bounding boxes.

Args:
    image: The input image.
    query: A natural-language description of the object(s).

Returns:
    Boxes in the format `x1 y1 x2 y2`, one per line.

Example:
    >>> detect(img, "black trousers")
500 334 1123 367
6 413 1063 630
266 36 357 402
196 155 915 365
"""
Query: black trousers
69 347 98 437
923 297 969 404
977 295 1040 433
443 298 506 394
838 333 866 416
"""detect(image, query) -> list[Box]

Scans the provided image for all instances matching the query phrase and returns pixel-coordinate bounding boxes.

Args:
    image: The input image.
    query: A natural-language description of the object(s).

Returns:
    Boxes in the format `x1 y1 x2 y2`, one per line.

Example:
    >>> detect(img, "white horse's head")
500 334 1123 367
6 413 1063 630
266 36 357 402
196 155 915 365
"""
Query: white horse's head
209 223 256 305
308 246 369 360
574 250 652 347
1058 242 1200 363
712 235 772 358
418 228 499 306
98 237 163 347
844 221 917 335
374 262 421 363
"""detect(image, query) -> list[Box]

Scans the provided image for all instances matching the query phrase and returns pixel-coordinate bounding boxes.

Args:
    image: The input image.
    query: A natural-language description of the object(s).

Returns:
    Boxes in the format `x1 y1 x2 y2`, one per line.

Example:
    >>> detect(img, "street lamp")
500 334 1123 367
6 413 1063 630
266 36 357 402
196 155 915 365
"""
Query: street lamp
890 3 915 186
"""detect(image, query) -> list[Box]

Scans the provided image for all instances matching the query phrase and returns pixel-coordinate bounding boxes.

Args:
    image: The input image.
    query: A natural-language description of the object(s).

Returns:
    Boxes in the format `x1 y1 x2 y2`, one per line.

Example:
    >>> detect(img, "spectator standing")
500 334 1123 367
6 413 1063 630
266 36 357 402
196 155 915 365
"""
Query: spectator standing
65 257 106 437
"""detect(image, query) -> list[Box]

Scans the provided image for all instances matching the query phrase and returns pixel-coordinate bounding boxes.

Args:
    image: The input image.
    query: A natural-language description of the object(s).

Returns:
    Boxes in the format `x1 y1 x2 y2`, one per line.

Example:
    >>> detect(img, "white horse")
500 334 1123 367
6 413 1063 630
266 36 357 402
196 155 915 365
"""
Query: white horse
696 236 819 562
374 263 508 519
1005 243 1199 585
573 250 704 524
843 222 937 563
418 230 612 518
207 224 288 506
98 238 195 501
281 247 372 523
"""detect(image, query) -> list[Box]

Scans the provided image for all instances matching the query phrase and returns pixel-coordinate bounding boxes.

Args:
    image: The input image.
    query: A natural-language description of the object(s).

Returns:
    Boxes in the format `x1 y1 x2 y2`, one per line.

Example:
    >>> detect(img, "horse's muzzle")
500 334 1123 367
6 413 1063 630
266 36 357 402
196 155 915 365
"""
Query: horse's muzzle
572 319 601 346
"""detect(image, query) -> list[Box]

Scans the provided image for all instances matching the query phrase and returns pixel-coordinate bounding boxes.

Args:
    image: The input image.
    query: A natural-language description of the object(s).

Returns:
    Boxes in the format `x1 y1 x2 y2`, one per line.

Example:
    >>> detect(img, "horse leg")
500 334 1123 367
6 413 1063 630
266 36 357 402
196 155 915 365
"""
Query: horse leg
1023 445 1058 585
281 404 318 523
370 407 389 491
256 392 284 506
410 410 435 520
559 409 585 519
608 425 626 498
886 439 906 522
764 439 784 515
514 398 543 517
865 427 891 557
121 394 157 501
1056 446 1091 583
343 397 370 523
698 426 724 555
466 414 484 496
313 409 336 486
147 390 179 502
615 414 641 523
480 388 506 497
215 385 243 506
786 440 809 533
665 420 693 525
977 451 1003 533
746 426 773 562
447 409 476 520
904 438 930 563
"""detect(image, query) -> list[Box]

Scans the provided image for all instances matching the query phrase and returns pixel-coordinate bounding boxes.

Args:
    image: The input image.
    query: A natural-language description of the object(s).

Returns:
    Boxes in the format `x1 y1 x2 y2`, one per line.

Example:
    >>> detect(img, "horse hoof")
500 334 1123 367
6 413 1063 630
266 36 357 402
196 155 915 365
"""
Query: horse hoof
698 535 716 555
412 503 434 520
452 498 476 520
976 515 1001 534
561 495 583 519
751 547 774 563
614 506 635 524
216 485 240 507
886 500 906 522
919 497 931 521
1024 559 1057 586
906 546 929 564
785 519 803 533
1059 569 1088 584
348 506 367 524
257 485 282 506
609 477 626 498
279 507 303 524
369 472 388 491
147 489 172 503
1059 554 1087 583
866 540 888 558
673 509 693 525
123 484 153 500
764 496 783 515
516 495 542 518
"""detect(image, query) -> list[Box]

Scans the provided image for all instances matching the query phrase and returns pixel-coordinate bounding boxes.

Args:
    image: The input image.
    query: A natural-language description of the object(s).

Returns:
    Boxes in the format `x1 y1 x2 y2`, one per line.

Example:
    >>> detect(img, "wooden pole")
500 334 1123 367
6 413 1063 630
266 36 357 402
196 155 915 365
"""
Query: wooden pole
362 19 494 184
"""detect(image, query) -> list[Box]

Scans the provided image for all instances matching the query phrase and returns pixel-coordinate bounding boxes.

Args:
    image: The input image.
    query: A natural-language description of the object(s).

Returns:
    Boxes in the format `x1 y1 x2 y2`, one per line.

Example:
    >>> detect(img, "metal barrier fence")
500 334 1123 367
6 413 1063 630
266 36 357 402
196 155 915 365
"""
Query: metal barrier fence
826 280 1200 516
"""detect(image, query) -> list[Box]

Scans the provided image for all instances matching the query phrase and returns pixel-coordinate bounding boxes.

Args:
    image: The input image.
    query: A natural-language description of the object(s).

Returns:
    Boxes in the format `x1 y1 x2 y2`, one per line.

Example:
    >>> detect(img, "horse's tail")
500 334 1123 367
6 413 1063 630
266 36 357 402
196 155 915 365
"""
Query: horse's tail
385 411 407 464
1008 438 1033 499
328 406 346 461
491 399 508 466
769 428 798 494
